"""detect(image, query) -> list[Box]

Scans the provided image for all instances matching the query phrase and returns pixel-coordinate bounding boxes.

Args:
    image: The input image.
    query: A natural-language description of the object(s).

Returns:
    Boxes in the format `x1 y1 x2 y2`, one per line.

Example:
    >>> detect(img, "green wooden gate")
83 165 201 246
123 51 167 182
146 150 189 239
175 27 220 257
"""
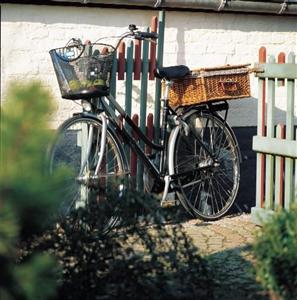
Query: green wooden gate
109 10 166 190
251 47 297 224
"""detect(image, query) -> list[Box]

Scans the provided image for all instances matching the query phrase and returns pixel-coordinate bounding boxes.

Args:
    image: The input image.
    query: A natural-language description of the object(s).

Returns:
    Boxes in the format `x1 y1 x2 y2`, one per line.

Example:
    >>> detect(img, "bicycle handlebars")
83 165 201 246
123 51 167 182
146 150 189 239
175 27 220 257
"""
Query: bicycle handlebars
128 24 158 40
62 24 158 55
134 31 159 40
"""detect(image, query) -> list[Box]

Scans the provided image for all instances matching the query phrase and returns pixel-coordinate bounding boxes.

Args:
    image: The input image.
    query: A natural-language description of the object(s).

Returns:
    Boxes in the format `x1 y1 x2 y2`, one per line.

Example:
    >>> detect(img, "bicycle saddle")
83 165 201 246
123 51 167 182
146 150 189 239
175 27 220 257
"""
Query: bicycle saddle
155 65 190 80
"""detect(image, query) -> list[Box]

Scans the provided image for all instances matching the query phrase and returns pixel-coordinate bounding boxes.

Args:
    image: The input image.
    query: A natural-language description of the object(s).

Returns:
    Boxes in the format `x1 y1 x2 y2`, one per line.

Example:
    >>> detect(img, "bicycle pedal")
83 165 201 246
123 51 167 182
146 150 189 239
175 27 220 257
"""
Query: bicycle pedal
161 192 180 207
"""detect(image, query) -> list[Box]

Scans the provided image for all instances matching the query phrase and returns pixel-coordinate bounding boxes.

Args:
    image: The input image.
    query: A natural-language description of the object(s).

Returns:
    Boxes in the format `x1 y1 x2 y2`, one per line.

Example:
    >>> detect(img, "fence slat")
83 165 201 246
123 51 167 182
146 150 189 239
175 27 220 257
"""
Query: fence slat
125 40 134 118
118 42 126 80
277 52 285 86
131 114 139 181
149 16 158 80
253 136 297 158
274 124 285 209
77 123 89 208
284 52 296 209
146 113 154 154
265 55 276 210
154 10 166 143
110 52 118 102
134 39 142 80
255 63 297 79
255 46 266 209
137 28 150 191
140 33 149 137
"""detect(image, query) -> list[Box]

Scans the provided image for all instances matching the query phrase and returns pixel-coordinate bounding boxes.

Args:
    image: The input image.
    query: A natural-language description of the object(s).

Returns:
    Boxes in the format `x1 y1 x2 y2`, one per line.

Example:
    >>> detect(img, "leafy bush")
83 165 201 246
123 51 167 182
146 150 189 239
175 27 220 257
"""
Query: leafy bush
3 82 213 300
1 82 69 238
30 187 214 300
0 82 66 299
253 205 297 299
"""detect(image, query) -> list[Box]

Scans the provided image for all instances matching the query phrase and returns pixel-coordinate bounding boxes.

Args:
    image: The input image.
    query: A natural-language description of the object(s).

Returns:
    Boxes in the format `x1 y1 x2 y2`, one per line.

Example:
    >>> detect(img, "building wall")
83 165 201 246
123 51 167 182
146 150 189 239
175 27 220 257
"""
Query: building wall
1 3 297 127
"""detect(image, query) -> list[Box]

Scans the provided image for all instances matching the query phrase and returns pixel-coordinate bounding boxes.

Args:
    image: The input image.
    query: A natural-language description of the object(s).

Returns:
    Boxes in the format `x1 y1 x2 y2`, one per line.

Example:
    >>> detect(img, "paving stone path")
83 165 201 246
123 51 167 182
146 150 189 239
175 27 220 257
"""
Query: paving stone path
182 214 269 300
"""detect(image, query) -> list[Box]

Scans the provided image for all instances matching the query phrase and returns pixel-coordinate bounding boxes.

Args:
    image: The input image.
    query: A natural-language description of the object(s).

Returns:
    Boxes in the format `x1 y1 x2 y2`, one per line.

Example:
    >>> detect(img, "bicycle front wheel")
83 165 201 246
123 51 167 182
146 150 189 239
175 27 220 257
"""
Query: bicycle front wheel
170 111 240 221
49 115 128 219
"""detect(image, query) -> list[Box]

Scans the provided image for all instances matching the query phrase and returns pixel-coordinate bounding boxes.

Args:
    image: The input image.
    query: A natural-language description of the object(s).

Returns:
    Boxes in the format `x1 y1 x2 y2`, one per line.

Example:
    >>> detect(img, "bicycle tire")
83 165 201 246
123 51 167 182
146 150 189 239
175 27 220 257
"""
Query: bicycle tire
169 110 240 221
48 115 128 222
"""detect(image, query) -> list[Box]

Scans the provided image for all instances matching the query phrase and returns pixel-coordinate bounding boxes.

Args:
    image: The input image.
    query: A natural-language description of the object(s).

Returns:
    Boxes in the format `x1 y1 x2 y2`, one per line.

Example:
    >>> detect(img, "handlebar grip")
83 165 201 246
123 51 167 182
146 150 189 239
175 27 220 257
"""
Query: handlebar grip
136 31 159 39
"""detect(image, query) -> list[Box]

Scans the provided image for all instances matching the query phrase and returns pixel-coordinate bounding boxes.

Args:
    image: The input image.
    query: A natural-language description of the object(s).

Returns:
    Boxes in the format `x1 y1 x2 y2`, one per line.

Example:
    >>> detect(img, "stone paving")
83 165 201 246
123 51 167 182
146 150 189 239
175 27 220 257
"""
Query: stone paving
182 214 269 300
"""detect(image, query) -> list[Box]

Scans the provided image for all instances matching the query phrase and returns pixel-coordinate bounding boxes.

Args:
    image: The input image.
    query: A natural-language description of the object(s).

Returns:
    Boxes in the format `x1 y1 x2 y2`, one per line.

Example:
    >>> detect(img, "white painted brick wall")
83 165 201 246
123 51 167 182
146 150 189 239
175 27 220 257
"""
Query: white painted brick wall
1 4 297 127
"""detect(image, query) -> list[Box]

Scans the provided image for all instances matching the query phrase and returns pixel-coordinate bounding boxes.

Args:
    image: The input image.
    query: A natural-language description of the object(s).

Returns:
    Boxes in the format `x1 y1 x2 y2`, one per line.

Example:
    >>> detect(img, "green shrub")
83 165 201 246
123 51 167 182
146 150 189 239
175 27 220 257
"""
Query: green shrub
1 82 69 237
4 83 213 300
0 82 66 299
30 187 214 300
253 205 297 299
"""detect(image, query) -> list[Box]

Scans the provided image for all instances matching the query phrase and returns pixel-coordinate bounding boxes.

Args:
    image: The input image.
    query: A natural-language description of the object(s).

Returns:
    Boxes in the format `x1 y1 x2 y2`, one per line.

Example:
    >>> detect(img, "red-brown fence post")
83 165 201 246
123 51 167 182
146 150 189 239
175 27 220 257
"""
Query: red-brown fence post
259 46 267 208
149 16 158 80
134 39 142 80
118 42 126 80
278 52 286 86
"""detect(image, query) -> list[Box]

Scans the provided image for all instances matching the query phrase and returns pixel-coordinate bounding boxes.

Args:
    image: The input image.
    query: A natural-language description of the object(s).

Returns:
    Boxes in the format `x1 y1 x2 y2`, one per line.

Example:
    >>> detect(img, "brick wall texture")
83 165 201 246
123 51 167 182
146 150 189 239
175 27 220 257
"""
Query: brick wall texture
1 4 297 127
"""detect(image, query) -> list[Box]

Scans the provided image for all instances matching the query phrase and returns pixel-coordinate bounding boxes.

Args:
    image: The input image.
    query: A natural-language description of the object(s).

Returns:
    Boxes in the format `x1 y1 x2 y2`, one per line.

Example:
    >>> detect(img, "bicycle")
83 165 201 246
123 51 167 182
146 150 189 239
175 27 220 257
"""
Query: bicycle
48 24 241 222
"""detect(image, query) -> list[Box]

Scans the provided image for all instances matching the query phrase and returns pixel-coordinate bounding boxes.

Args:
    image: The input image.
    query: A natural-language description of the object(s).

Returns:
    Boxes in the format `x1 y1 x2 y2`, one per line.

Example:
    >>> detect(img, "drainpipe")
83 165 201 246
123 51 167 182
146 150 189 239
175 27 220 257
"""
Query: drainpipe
53 0 297 15
208 0 297 15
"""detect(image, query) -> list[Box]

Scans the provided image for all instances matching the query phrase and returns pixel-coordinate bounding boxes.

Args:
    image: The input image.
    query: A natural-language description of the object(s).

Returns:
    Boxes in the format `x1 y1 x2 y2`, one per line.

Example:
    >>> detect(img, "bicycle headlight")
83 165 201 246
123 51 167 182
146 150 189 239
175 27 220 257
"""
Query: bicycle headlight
82 100 92 112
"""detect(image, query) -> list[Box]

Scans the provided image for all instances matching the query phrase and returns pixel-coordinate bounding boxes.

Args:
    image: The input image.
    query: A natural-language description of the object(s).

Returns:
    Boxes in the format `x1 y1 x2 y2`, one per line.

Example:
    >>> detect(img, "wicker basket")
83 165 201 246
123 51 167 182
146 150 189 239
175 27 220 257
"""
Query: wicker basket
168 64 251 108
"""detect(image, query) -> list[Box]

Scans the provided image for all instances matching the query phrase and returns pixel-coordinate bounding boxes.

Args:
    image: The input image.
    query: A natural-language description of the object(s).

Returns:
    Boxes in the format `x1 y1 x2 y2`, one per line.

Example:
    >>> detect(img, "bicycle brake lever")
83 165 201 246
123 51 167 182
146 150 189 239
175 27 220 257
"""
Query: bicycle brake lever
129 24 138 32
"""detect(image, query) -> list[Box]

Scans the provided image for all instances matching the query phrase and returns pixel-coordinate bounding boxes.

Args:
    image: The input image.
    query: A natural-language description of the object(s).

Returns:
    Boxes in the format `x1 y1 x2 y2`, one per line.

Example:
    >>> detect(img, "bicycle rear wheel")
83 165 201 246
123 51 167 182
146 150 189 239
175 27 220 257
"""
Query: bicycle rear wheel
49 115 128 220
170 111 240 221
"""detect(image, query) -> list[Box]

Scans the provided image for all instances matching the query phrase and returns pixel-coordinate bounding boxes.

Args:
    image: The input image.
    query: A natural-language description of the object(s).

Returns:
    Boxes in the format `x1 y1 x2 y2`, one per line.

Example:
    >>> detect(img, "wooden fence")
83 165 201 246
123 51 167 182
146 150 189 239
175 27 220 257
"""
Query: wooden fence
251 47 297 224
109 10 165 189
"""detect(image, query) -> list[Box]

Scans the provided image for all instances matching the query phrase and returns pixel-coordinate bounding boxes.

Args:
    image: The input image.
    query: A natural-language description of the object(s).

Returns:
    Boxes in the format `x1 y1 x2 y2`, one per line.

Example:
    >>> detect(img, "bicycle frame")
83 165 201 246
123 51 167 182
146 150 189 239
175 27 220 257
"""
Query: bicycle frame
99 94 166 191
88 83 232 194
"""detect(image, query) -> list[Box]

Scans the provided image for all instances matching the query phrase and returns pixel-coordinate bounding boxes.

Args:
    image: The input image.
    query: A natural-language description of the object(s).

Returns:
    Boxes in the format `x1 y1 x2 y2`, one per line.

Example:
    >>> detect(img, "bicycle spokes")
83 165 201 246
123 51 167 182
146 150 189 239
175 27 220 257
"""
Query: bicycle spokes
172 112 240 220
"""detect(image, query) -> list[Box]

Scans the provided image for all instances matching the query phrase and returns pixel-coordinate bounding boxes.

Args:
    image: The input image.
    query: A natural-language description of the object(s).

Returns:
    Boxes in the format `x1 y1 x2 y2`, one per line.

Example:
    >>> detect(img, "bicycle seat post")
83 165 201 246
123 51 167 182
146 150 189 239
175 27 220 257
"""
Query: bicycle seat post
159 79 171 176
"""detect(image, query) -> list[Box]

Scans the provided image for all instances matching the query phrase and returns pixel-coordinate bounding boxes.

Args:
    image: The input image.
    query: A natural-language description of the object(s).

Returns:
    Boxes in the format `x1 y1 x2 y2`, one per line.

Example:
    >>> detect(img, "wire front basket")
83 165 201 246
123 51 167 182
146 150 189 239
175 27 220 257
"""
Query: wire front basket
50 43 115 100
